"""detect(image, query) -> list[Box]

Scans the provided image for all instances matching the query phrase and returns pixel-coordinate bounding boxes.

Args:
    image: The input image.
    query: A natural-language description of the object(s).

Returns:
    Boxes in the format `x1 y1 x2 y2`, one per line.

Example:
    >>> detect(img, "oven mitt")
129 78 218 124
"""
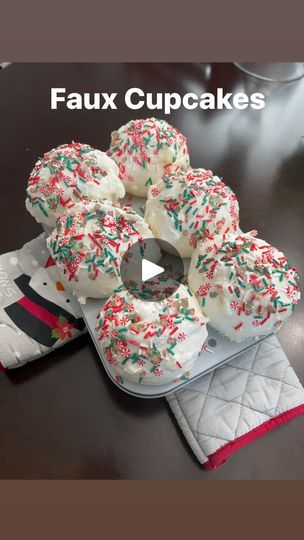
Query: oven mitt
167 336 304 469
0 233 86 370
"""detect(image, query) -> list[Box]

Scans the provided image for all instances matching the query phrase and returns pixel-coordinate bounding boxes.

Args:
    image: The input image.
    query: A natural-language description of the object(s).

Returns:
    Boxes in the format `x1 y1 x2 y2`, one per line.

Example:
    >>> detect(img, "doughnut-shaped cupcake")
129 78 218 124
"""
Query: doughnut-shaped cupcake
107 118 189 197
47 201 159 303
26 142 125 227
96 284 208 385
188 231 301 342
145 168 239 257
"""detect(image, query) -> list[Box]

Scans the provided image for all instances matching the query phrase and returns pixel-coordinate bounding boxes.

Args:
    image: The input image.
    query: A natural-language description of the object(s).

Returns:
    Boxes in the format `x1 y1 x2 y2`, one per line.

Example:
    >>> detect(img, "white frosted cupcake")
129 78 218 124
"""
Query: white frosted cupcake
96 284 208 385
47 200 159 303
26 142 125 227
108 118 189 197
145 167 239 257
188 231 301 342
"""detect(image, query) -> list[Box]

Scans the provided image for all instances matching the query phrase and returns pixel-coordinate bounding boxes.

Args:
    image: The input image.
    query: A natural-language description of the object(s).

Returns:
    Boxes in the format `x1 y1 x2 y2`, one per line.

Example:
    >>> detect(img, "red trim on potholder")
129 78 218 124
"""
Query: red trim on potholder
203 404 304 470
0 361 5 372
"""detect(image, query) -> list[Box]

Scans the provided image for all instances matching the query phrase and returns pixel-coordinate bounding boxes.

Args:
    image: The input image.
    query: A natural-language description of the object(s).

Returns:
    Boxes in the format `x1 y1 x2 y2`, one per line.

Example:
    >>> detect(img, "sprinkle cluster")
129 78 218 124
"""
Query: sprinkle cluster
150 168 239 249
48 203 146 282
26 142 122 220
96 286 206 384
125 274 182 302
194 232 301 332
108 118 189 184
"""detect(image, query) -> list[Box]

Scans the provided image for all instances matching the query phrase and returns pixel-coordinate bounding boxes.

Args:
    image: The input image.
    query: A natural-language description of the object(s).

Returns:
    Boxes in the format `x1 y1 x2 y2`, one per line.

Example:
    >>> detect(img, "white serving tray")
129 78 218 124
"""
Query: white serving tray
44 195 273 399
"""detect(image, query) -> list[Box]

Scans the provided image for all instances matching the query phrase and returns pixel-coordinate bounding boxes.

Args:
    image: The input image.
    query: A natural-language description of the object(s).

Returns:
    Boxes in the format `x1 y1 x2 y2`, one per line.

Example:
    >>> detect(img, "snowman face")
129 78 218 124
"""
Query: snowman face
29 266 78 314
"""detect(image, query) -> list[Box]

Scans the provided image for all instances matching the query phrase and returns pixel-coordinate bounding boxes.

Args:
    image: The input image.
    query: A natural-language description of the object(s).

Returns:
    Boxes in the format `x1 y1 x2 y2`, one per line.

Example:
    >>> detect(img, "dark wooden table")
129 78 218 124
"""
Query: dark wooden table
0 63 303 479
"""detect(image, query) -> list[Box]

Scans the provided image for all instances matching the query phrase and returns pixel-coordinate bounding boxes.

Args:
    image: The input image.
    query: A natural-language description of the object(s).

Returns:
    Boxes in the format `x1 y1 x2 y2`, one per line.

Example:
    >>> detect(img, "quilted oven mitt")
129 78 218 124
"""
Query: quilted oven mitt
167 336 304 469
0 233 86 370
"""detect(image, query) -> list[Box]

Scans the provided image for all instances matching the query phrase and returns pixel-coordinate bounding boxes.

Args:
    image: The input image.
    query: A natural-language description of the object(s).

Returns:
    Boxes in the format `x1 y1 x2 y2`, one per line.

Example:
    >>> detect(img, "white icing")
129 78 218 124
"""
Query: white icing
47 201 160 303
96 284 208 385
188 231 301 342
108 118 189 197
26 142 126 227
145 168 239 257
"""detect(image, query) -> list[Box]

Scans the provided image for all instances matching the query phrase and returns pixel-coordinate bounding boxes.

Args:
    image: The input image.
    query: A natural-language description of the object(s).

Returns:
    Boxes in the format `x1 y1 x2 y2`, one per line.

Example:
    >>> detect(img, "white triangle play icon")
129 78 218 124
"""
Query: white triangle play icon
142 259 164 282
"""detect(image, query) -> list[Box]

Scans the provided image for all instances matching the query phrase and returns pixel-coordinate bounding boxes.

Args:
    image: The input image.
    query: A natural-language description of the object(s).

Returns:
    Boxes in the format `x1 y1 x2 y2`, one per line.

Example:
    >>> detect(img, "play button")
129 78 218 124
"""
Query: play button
142 259 164 282
120 238 185 302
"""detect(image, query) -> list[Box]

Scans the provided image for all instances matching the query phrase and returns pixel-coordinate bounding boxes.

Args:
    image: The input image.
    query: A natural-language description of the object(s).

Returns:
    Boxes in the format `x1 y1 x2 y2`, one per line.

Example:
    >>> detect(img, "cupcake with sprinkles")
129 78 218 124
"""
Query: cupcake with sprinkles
26 142 126 227
47 200 160 303
145 168 239 257
95 284 208 385
188 231 301 342
107 118 190 197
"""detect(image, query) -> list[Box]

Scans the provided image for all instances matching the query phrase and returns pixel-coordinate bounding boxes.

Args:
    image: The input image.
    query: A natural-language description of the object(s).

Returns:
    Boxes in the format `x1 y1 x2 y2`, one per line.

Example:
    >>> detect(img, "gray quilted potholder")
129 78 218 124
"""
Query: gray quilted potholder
167 336 304 469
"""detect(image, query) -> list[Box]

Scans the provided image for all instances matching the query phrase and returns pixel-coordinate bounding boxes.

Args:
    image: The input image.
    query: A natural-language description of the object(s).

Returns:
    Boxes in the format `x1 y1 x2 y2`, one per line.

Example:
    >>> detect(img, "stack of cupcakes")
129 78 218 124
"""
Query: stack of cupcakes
25 118 301 385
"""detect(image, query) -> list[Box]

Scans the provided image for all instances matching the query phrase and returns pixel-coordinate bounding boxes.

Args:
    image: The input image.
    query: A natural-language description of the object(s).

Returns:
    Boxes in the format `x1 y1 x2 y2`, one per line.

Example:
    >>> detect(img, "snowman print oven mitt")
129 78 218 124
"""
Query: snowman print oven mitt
0 233 86 370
